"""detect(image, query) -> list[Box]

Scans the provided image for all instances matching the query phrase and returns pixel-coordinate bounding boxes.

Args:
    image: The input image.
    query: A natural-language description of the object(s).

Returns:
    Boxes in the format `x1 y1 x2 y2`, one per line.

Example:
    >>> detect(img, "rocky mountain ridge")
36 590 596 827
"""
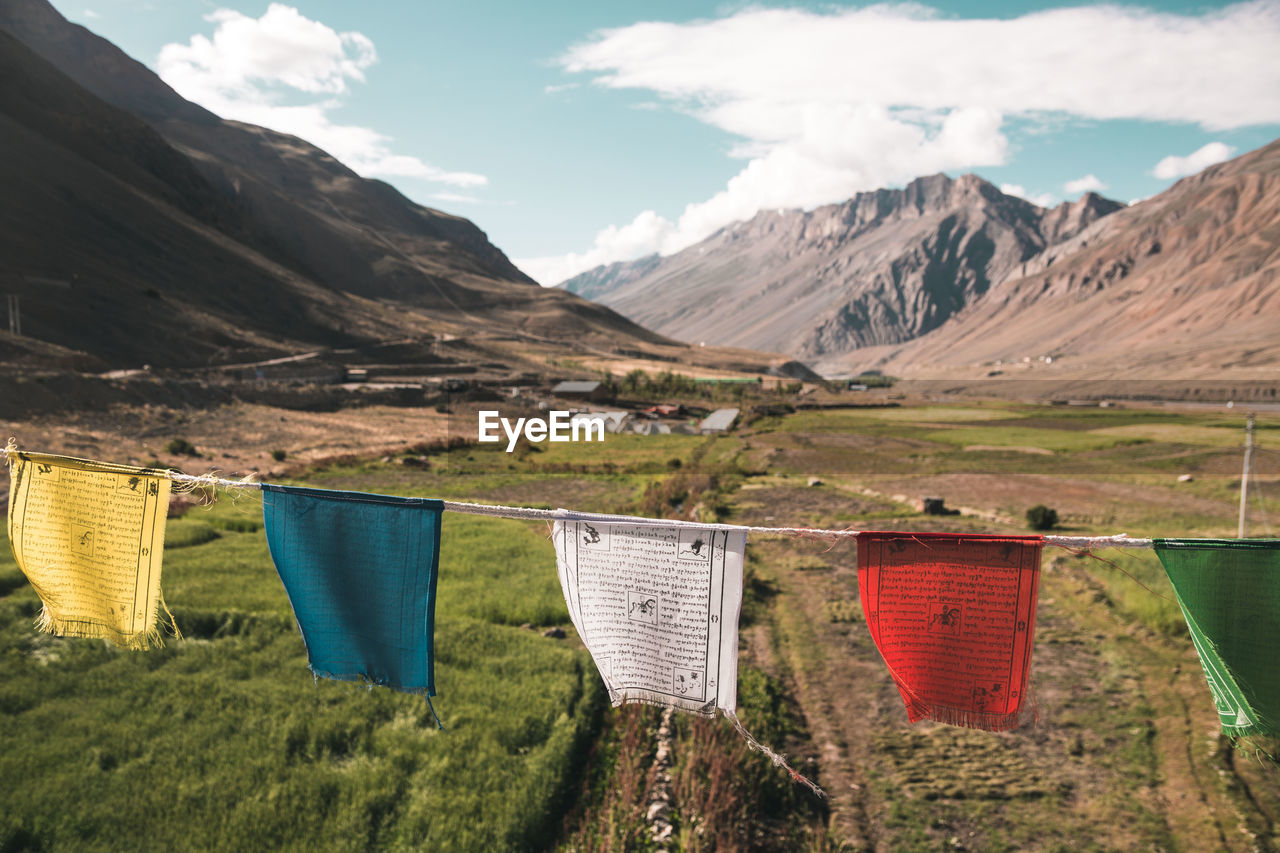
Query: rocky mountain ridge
843 137 1280 378
563 174 1122 359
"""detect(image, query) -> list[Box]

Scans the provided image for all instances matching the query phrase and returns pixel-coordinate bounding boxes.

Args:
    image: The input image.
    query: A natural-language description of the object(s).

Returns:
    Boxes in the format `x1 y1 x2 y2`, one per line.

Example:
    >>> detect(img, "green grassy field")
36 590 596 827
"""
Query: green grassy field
2 399 1277 851
0 491 604 851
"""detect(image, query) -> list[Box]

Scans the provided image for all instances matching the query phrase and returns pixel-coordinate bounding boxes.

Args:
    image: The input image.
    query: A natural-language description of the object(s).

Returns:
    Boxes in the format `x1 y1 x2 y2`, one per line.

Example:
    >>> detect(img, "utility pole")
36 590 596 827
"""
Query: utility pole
5 293 18 336
1238 413 1255 538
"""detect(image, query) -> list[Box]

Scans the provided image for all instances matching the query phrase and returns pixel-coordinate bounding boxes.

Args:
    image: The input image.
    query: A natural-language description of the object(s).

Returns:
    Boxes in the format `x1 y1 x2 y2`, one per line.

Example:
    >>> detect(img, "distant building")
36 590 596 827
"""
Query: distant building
570 410 631 434
699 408 740 434
598 411 631 433
552 380 611 402
640 404 683 418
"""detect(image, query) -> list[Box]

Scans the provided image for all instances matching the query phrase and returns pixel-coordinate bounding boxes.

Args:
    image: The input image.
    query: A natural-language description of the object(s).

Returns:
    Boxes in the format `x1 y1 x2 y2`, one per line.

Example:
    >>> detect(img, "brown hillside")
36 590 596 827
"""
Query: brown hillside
835 138 1280 379
0 0 669 368
0 30 405 368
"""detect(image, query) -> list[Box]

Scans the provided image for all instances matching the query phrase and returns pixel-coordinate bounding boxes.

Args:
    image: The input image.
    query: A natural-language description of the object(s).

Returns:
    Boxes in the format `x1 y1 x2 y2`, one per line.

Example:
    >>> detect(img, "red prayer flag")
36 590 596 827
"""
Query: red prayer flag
857 532 1043 731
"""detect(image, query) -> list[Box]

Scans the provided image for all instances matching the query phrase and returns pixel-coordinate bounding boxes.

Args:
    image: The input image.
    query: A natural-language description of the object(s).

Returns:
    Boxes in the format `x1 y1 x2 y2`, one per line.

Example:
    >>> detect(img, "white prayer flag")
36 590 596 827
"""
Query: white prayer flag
553 518 745 715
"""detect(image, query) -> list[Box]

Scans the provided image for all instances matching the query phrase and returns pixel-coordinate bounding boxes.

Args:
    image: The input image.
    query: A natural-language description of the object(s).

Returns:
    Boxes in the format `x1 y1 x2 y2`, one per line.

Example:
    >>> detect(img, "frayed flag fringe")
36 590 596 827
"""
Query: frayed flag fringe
1180 624 1279 742
885 664 1039 734
724 709 825 798
610 693 719 717
34 608 166 650
305 666 444 727
903 699 1036 733
159 593 183 642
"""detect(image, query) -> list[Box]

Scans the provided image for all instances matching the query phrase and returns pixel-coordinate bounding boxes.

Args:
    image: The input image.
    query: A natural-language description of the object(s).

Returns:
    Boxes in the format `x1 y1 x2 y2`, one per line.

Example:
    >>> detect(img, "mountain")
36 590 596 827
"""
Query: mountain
836 138 1280 378
560 175 1121 359
563 254 662 302
0 28 361 368
0 0 666 369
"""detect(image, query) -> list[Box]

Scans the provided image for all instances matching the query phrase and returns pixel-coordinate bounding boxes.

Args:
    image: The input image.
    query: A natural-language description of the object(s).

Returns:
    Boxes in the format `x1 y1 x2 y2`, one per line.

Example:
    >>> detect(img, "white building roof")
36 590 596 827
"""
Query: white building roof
699 408 740 432
553 380 603 394
570 410 630 432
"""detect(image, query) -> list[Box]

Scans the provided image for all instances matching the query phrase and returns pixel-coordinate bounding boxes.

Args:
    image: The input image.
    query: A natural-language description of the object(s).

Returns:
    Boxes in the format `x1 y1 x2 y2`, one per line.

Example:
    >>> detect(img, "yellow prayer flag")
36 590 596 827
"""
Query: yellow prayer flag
6 451 173 649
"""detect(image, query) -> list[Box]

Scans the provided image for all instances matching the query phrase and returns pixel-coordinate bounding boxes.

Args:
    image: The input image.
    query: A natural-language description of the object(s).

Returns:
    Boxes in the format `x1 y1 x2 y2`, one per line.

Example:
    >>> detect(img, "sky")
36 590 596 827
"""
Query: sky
55 0 1280 285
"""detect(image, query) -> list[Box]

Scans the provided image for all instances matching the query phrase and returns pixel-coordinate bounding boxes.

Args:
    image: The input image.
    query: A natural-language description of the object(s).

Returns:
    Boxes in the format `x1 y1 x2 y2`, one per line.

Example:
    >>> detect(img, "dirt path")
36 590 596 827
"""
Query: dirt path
1056 558 1278 851
750 539 878 848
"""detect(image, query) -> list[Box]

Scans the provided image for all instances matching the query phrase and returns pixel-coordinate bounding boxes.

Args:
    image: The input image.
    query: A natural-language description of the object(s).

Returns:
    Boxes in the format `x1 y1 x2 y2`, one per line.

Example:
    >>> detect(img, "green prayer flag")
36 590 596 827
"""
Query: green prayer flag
1154 538 1280 739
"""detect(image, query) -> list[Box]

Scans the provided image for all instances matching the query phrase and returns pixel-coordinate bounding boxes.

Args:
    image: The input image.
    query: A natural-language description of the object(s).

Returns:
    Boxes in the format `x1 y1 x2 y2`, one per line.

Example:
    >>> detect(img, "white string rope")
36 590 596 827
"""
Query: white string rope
168 471 263 491
1043 534 1153 550
5 443 1158 548
437 498 865 535
168 463 1158 547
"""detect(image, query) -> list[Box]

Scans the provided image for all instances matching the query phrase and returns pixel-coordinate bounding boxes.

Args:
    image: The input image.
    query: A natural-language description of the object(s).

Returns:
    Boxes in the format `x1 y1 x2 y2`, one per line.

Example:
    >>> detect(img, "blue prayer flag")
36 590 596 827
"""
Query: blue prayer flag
262 484 443 696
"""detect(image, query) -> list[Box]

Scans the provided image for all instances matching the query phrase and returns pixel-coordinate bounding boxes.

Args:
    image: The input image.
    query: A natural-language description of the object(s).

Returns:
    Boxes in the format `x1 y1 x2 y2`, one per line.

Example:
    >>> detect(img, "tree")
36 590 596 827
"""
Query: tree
1026 505 1059 531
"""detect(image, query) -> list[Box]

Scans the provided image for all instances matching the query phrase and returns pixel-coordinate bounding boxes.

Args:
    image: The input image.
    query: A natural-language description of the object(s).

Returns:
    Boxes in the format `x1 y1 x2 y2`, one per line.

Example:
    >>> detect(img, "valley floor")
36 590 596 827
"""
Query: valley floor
3 395 1278 850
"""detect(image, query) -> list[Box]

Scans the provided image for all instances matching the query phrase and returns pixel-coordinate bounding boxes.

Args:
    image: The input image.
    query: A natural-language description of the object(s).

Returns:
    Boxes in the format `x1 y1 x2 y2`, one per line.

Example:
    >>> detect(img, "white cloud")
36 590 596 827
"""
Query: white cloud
564 4 1280 130
1063 174 1107 195
157 4 485 187
1152 141 1237 180
517 210 675 285
1000 183 1057 208
83 8 100 19
535 104 1011 284
536 2 1280 284
430 192 482 204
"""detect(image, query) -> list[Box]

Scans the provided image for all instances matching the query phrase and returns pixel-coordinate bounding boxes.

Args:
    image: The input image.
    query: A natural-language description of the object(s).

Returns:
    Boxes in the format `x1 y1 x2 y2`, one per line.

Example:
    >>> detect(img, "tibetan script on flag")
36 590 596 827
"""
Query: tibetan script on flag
858 532 1043 731
554 518 745 715
6 451 171 648
1154 538 1280 739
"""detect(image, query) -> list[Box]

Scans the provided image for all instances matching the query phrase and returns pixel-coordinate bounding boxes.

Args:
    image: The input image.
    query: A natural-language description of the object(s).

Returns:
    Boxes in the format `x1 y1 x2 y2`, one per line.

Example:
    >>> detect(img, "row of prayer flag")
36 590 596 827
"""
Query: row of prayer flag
6 449 1280 749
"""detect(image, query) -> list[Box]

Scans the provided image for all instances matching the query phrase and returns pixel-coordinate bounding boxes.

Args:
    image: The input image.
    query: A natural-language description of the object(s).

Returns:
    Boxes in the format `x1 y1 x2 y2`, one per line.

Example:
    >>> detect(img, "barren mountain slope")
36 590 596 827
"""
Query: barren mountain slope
563 175 1119 358
834 138 1280 378
562 254 662 302
0 0 668 367
0 31 418 368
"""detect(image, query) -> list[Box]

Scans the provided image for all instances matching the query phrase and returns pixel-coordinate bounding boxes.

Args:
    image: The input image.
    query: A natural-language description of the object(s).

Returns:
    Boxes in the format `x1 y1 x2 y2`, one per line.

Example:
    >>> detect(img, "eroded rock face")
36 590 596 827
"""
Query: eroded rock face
857 138 1280 378
561 173 1122 359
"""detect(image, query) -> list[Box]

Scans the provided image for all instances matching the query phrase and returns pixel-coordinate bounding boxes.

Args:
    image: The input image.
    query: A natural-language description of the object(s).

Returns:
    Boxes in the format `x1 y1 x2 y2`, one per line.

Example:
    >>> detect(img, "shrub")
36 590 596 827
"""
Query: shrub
621 368 648 393
1026 504 1059 531
164 438 199 456
270 449 287 462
